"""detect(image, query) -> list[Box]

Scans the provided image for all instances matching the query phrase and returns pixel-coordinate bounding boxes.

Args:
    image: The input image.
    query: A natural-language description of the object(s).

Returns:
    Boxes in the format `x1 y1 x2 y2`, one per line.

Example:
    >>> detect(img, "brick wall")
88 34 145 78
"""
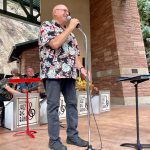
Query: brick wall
20 47 40 74
112 0 148 69
90 0 150 105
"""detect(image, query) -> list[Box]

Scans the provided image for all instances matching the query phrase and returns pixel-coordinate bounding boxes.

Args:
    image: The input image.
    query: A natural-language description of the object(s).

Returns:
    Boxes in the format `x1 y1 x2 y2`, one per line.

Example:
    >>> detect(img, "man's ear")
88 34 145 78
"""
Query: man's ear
53 9 57 16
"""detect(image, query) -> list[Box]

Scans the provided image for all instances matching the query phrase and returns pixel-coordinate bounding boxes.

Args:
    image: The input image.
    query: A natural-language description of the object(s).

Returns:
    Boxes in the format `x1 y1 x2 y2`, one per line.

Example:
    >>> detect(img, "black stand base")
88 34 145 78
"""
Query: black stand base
121 143 150 150
86 145 95 150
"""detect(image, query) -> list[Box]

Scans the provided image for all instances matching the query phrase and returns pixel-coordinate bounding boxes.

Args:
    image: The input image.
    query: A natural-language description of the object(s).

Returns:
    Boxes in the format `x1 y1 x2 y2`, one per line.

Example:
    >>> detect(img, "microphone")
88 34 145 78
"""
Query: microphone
67 15 72 20
67 16 80 28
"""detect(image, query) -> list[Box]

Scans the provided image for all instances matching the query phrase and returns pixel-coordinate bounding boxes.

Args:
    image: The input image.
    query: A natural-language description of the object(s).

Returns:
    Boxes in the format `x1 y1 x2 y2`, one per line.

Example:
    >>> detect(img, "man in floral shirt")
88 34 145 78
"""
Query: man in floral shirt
39 4 89 150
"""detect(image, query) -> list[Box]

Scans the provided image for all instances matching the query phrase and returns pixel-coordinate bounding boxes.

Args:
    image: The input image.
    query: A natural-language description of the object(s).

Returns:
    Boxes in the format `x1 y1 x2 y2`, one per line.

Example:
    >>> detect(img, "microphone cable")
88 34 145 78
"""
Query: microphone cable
89 94 103 150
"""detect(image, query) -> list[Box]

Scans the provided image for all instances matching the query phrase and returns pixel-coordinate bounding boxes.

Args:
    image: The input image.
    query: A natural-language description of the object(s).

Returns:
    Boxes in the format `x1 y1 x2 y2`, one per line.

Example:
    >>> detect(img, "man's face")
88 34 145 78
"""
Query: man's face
26 68 34 77
54 5 69 23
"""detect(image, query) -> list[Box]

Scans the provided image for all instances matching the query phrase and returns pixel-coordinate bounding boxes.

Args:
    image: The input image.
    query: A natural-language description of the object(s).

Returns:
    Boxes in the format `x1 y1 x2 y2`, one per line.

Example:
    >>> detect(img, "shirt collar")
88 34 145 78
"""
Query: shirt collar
52 19 66 29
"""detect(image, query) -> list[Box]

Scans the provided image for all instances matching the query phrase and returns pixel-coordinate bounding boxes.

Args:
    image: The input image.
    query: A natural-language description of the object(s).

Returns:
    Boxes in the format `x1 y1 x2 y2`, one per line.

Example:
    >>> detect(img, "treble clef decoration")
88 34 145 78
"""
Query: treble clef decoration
28 102 36 120
58 99 66 116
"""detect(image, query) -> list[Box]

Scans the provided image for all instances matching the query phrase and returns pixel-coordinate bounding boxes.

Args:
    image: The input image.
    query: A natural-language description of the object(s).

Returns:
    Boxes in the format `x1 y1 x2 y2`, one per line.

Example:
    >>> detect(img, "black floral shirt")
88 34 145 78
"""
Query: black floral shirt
38 20 80 79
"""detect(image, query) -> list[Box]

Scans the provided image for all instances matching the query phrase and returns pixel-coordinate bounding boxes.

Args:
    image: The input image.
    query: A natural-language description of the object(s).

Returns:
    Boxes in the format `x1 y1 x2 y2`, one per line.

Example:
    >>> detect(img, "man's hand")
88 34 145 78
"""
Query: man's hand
80 67 91 81
68 18 80 31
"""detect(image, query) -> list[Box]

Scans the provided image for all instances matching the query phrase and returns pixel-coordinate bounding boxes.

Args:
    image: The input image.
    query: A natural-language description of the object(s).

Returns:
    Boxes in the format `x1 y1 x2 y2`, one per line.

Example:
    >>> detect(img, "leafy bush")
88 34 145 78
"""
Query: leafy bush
137 0 150 66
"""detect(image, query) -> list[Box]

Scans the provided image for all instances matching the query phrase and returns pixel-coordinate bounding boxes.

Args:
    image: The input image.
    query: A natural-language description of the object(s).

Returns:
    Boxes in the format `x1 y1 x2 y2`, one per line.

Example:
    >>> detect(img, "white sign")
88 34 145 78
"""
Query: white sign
99 90 110 112
40 95 66 124
77 92 88 115
4 93 39 131
16 96 39 128
58 95 66 118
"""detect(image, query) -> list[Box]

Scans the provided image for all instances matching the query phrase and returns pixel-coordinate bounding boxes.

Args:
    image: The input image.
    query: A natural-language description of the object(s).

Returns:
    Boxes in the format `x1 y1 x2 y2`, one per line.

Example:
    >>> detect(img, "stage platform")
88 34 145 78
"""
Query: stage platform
0 105 150 150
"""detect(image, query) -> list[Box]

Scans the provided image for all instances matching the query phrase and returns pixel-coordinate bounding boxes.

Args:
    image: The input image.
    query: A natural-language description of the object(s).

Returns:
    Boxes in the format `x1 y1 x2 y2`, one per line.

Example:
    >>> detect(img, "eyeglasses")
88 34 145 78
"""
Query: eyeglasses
56 9 69 14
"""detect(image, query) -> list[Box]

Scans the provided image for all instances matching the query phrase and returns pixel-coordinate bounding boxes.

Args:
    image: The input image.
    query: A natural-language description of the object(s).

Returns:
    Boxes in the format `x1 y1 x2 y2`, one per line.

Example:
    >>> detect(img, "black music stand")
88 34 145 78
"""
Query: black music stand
118 75 150 150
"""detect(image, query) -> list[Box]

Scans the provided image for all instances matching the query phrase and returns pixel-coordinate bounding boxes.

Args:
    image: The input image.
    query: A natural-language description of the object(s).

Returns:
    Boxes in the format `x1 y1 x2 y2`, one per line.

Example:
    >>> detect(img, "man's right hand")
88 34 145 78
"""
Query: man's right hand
68 18 80 31
80 67 91 82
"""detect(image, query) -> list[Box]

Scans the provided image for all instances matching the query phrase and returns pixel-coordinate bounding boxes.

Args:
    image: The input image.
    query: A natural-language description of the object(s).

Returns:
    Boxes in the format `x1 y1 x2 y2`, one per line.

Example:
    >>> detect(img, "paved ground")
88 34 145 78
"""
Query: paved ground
0 105 150 150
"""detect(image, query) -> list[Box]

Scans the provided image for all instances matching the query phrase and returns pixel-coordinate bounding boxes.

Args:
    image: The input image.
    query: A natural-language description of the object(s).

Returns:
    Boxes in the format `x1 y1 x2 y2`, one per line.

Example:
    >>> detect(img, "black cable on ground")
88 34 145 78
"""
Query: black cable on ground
90 95 103 150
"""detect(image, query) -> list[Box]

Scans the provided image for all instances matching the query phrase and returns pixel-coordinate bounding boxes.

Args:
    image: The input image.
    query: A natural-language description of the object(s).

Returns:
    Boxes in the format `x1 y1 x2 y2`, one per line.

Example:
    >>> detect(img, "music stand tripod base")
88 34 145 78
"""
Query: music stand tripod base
121 143 150 150
86 145 96 150
13 130 37 138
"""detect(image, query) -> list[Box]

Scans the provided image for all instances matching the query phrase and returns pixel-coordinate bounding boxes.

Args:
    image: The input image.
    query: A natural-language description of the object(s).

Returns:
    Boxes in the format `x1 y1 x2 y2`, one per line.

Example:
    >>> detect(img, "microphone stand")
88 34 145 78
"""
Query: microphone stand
78 27 95 150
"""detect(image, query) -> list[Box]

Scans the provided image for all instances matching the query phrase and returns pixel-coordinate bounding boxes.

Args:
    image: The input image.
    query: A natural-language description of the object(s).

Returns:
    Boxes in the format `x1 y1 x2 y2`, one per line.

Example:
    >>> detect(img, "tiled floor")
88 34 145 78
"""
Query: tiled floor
0 105 150 150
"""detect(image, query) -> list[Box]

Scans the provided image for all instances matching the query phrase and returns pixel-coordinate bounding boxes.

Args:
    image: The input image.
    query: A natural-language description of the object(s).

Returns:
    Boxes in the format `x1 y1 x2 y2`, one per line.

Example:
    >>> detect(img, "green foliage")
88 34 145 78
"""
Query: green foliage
142 26 150 39
137 0 150 22
137 0 150 64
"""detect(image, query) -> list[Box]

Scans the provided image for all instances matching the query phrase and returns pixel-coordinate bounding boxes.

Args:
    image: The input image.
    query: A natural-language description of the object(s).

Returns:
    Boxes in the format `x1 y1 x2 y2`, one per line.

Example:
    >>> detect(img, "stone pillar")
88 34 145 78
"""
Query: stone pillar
90 0 150 105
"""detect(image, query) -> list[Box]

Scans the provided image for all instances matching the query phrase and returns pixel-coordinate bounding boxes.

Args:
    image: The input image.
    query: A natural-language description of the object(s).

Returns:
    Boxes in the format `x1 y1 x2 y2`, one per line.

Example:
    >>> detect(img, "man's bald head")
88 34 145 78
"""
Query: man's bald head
52 4 69 25
52 4 68 16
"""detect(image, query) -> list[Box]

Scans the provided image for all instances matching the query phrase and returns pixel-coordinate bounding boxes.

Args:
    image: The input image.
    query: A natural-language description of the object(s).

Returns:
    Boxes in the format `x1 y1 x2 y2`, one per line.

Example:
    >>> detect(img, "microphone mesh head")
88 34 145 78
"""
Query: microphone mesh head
67 16 72 20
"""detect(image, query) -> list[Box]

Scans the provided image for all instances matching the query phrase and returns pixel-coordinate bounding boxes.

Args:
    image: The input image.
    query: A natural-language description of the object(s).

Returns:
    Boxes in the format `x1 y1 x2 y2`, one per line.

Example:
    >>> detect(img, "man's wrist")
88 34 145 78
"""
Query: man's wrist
79 66 84 72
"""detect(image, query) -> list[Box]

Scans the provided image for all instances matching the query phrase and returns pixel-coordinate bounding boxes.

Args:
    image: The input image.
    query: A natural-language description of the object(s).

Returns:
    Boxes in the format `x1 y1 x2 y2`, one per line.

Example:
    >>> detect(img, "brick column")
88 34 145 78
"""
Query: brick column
90 0 150 105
